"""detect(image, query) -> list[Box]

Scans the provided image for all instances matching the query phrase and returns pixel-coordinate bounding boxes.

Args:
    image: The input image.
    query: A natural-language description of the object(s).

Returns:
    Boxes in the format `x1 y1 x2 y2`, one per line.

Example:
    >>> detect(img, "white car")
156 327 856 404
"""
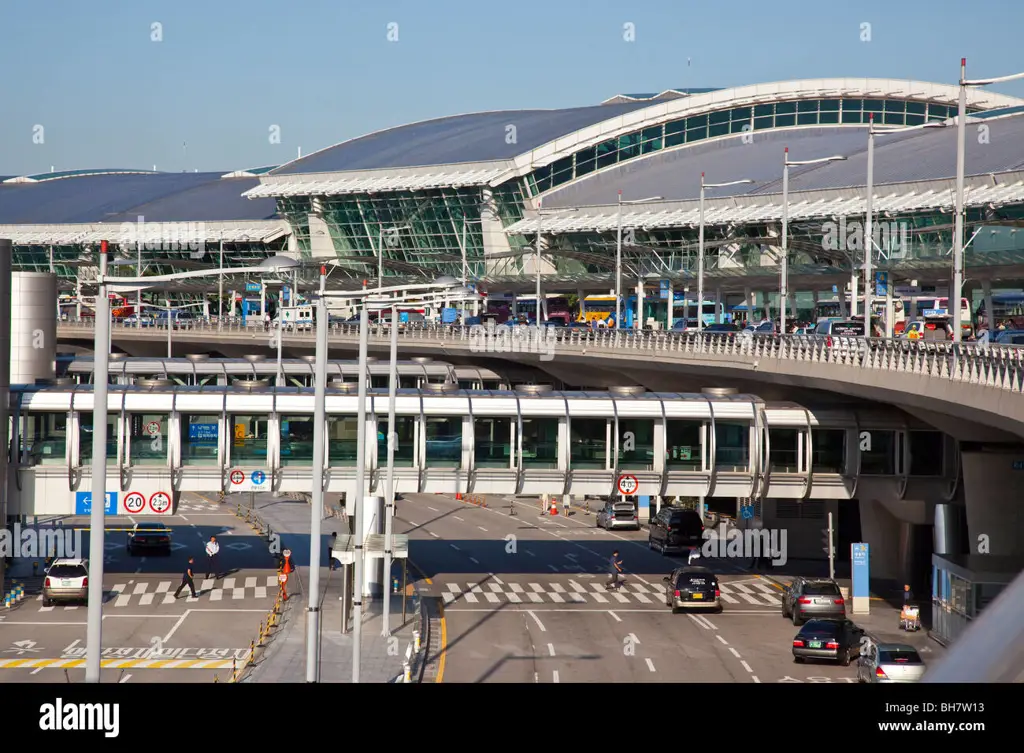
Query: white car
43 558 89 607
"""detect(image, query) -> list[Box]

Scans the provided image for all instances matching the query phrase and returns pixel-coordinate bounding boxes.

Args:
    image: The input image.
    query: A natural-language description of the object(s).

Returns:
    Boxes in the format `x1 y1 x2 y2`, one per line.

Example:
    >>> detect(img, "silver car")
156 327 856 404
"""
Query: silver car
43 558 89 607
597 501 639 530
857 642 927 683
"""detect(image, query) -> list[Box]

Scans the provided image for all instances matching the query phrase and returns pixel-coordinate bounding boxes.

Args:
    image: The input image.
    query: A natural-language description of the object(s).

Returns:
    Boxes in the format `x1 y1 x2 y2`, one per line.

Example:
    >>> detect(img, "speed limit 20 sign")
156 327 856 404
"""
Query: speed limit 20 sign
617 474 639 496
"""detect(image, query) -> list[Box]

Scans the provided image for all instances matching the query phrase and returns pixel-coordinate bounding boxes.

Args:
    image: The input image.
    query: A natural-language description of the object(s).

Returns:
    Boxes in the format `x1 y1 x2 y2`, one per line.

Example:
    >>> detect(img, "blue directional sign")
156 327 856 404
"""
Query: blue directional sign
250 470 266 485
852 543 869 613
442 307 458 324
875 272 889 297
740 505 754 520
75 491 117 515
659 280 669 300
245 282 261 293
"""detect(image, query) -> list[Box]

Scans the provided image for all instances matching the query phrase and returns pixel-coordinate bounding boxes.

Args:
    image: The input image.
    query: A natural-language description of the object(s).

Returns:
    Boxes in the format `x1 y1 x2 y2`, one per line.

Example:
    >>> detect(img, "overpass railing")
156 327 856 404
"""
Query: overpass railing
58 319 1024 395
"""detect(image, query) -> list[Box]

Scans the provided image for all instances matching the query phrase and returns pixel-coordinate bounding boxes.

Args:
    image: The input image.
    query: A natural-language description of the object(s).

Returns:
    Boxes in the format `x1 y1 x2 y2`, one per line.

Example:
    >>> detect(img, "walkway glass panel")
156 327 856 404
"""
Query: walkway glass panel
24 412 67 465
909 431 944 476
768 428 800 473
129 412 168 465
665 420 701 470
715 421 749 471
618 419 655 470
181 414 219 466
79 413 117 463
280 415 314 467
570 418 607 469
812 429 845 473
377 416 415 467
862 430 896 475
425 417 462 468
230 414 269 464
474 417 511 467
328 416 358 466
522 417 558 469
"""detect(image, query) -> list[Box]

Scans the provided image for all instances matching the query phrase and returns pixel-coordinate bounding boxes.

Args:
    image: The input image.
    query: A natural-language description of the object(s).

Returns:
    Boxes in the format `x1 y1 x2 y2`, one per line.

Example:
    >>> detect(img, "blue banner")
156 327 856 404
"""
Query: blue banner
442 307 458 324
189 423 218 441
245 282 261 293
75 491 117 515
875 271 888 297
852 543 869 599
659 280 669 300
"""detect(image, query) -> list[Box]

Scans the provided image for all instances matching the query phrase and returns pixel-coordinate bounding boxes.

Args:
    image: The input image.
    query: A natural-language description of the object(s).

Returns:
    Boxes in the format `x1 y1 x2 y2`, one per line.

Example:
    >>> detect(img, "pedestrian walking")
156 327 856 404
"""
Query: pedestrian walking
328 531 337 571
264 311 271 331
174 557 198 599
205 536 220 579
562 496 571 517
606 550 623 590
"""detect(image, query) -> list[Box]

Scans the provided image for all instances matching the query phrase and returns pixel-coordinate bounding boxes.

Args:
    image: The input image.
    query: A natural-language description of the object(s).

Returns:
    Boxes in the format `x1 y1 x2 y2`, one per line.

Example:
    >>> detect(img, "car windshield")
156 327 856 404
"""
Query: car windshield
49 564 86 578
879 649 922 664
679 574 715 587
803 583 841 596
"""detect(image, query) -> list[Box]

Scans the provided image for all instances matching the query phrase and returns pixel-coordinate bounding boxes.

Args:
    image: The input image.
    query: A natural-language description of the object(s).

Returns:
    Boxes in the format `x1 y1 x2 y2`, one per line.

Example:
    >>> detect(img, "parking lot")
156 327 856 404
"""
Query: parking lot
0 493 280 683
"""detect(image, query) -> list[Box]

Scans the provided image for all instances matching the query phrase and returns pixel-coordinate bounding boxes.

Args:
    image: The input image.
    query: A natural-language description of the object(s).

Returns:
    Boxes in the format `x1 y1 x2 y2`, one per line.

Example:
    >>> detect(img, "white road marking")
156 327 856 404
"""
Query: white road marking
752 676 761 683
741 660 754 673
489 583 503 592
547 643 556 656
450 544 460 551
407 521 417 527
509 583 524 593
478 526 488 532
529 583 544 592
162 612 190 643
119 673 132 683
716 635 729 646
429 532 439 538
628 632 641 644
454 516 464 522
469 557 480 564
179 516 189 522
484 592 500 603
526 611 546 632
552 670 560 682
534 672 539 683
426 506 438 512
729 647 741 658
490 575 504 585
645 658 656 672
31 668 43 675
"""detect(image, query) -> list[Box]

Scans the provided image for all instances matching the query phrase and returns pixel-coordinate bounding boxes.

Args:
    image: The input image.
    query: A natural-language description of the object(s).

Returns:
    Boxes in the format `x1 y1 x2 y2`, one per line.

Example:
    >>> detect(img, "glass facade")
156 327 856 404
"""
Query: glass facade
24 412 67 465
715 422 749 471
181 414 219 465
280 415 315 467
618 419 655 470
230 414 269 464
129 413 168 465
812 429 845 473
425 417 462 468
570 418 606 469
474 417 511 467
521 417 558 469
665 420 701 469
525 98 970 195
861 430 896 475
768 428 800 473
79 414 116 462
377 416 415 467
328 416 359 466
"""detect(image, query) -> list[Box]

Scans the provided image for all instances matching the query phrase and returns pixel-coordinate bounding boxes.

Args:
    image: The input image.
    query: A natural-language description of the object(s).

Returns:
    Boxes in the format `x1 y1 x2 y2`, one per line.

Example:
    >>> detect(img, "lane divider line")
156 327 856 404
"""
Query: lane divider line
645 658 656 672
526 610 547 632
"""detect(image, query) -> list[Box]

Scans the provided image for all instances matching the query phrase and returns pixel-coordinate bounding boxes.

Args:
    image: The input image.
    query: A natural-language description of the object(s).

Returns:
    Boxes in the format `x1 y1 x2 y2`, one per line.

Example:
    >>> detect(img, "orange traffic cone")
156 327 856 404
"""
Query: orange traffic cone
550 499 558 515
455 493 463 501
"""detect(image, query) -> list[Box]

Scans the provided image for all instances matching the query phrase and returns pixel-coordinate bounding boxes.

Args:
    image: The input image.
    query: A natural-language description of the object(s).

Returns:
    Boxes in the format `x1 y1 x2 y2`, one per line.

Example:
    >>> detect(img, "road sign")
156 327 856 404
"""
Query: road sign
146 421 161 436
852 542 870 615
75 492 116 516
251 470 266 486
617 474 638 496
278 573 288 584
230 469 245 485
149 491 172 514
123 492 146 514
740 505 754 520
245 282 261 293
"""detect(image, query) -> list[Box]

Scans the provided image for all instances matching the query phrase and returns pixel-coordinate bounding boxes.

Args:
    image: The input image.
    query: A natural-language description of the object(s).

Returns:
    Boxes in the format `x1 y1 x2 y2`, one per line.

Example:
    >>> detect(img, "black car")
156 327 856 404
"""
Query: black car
663 565 722 613
648 507 705 555
792 618 865 666
126 522 172 556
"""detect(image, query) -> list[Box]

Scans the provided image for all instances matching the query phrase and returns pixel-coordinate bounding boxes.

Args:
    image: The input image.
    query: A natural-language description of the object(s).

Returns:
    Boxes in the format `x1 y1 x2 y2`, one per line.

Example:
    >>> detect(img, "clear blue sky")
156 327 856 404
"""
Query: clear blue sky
2 0 1023 176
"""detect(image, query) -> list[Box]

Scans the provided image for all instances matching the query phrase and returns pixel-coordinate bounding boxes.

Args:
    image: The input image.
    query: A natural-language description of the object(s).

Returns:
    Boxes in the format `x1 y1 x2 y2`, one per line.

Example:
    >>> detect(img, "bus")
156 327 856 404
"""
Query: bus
578 295 617 327
490 294 571 324
76 294 135 319
975 292 1024 331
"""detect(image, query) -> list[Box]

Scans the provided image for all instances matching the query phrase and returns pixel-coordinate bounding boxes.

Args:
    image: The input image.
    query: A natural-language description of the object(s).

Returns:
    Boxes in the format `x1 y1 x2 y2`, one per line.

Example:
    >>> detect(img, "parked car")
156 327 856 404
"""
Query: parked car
648 507 704 554
596 500 640 530
781 577 846 625
663 565 721 613
42 558 89 607
857 642 926 683
792 618 865 666
126 521 172 556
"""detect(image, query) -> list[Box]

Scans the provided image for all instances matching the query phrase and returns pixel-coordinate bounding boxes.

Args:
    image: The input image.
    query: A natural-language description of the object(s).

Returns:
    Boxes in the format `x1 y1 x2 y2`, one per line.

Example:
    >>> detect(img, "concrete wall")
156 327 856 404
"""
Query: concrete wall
858 498 903 580
11 272 56 385
760 498 840 561
961 447 1024 556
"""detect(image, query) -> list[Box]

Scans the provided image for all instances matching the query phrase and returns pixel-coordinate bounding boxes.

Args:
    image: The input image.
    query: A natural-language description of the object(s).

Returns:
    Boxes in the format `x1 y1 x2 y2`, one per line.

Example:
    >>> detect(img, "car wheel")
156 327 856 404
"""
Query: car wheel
792 611 801 626
715 605 723 614
793 656 804 664
670 607 679 615
42 597 51 607
841 649 851 667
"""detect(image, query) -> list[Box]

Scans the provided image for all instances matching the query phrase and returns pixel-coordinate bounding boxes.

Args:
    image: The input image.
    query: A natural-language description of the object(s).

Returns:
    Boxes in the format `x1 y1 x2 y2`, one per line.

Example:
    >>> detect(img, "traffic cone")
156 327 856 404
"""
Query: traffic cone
455 493 462 501
550 499 558 515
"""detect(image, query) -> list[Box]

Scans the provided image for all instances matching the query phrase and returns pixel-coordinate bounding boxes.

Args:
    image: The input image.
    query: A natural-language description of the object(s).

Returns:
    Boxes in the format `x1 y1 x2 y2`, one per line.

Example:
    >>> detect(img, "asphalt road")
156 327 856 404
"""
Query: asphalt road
400 494 928 684
0 493 279 683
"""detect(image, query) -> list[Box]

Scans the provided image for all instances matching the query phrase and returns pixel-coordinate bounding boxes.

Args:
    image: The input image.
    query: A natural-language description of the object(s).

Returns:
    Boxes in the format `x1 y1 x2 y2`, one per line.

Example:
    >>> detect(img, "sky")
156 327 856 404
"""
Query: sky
2 0 1023 176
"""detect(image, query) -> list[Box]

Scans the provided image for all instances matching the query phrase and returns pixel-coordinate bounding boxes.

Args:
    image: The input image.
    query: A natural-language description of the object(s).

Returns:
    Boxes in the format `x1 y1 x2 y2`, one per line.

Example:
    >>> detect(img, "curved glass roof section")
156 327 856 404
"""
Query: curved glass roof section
0 172 278 224
600 87 723 103
527 96 974 196
540 112 1024 208
270 103 652 175
3 168 159 184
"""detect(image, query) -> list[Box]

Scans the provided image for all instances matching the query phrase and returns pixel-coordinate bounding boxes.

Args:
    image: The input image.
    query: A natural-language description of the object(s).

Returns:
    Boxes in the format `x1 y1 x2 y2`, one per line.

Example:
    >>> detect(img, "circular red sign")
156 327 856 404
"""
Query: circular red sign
617 474 639 496
123 492 146 514
230 470 245 485
146 421 161 436
149 491 172 513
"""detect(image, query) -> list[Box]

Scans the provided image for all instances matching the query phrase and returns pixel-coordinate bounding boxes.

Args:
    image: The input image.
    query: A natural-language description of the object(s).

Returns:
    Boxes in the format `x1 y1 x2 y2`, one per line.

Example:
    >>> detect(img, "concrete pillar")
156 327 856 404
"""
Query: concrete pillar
667 282 674 329
0 240 11 589
961 447 1024 555
10 272 56 384
635 279 644 330
982 280 994 333
850 275 859 317
362 495 385 598
743 287 753 326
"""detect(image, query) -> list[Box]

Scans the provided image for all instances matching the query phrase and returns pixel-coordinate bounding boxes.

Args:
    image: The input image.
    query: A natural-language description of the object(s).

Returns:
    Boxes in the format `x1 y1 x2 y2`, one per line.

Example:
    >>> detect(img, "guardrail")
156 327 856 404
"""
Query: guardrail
57 319 1024 395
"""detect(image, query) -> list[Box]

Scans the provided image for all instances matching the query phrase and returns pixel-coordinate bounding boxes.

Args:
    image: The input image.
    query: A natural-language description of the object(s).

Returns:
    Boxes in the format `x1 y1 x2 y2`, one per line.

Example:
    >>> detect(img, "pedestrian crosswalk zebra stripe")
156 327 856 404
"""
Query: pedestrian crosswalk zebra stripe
438 580 781 607
33 576 279 611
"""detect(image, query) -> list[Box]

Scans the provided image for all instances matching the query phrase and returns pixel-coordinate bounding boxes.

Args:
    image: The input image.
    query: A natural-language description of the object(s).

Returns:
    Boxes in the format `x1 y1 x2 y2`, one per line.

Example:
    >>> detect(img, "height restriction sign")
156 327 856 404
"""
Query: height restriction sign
230 469 245 485
617 474 639 496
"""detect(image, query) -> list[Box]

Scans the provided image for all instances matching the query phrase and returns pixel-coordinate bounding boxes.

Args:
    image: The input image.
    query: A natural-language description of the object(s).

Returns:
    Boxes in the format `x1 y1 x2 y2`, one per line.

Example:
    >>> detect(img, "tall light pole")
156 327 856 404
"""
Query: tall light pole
952 59 1024 342
307 265 328 682
615 193 662 329
85 239 111 684
781 149 846 334
863 116 946 336
381 302 399 636
258 257 301 386
698 177 752 333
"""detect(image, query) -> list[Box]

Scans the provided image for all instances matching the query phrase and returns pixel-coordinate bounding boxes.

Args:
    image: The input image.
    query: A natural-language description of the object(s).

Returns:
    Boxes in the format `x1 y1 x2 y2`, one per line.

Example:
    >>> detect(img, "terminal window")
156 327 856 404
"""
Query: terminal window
129 413 168 465
181 414 219 465
24 411 67 465
79 414 117 462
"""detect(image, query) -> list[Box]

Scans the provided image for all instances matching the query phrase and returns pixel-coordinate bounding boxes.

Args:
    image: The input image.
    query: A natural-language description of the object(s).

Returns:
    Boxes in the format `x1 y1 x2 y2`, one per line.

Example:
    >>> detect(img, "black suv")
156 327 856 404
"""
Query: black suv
648 507 704 555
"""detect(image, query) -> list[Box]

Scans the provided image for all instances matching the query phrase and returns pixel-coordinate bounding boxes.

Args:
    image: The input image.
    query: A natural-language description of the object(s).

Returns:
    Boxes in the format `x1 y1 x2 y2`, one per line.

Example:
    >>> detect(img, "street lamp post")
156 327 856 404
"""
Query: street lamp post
952 59 1024 342
615 194 663 329
85 240 111 684
781 149 847 334
533 206 577 324
698 177 753 333
307 266 328 682
863 116 947 337
381 302 399 637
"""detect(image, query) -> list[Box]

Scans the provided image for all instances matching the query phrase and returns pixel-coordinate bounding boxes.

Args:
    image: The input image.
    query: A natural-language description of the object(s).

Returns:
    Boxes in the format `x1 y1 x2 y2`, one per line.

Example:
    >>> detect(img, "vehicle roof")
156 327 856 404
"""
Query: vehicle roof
135 521 168 528
676 565 715 575
874 642 919 652
50 558 86 566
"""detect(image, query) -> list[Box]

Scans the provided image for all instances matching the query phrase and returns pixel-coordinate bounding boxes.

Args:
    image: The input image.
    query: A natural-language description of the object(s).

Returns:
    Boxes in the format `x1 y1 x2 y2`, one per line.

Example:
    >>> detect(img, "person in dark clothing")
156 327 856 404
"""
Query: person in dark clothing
174 557 198 599
606 550 623 590
328 532 338 571
903 584 913 604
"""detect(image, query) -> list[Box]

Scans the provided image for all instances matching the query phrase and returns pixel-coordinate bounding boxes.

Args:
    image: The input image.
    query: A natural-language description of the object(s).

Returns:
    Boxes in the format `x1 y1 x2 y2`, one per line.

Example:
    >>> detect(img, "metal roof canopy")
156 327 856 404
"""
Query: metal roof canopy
0 220 288 246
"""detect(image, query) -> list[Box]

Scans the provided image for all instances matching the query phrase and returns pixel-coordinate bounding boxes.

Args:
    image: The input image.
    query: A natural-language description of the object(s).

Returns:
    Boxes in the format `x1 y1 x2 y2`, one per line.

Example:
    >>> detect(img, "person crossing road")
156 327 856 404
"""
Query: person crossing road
606 550 624 590
205 536 221 580
174 557 198 599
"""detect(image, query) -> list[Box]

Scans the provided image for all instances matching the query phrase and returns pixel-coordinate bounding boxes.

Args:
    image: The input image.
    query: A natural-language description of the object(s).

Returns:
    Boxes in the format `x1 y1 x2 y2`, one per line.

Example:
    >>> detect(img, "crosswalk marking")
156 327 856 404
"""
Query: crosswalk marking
200 579 215 591
156 581 171 593
438 580 782 607
245 577 257 588
224 578 236 590
114 594 131 607
232 589 244 600
210 589 223 601
255 587 267 599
